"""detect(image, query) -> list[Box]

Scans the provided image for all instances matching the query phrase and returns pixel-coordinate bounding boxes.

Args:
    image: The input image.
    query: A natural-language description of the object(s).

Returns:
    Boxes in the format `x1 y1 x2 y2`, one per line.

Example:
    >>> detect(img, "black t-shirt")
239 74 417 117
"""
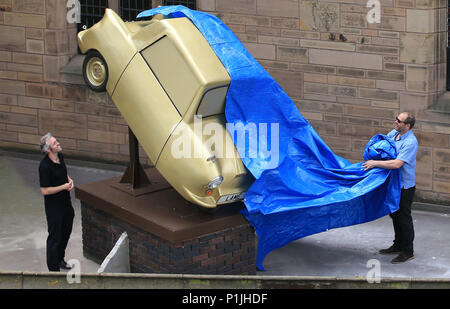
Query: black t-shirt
39 152 72 208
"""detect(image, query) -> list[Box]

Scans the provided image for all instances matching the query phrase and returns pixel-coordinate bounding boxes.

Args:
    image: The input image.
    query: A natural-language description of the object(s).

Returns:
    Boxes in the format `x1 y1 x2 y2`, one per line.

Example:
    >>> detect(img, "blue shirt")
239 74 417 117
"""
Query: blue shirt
387 129 418 189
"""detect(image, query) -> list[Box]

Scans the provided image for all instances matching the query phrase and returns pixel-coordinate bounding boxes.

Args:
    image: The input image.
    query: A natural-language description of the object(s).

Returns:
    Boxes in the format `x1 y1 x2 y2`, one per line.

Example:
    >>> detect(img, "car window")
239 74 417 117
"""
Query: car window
196 86 228 117
141 36 200 116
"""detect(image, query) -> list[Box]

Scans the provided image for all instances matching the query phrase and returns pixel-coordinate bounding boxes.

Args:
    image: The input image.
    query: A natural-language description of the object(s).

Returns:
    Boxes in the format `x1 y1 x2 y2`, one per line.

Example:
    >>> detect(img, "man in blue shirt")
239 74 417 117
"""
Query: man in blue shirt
362 112 418 263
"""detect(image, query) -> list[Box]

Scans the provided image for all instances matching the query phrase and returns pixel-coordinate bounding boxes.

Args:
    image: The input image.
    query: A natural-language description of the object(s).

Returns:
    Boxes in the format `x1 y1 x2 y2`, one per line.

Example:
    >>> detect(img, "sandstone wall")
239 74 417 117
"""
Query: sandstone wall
0 0 448 204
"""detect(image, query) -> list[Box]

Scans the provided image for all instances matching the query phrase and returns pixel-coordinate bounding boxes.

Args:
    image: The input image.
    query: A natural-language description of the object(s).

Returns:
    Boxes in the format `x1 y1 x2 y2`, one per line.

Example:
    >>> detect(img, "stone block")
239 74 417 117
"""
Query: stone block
43 55 69 82
416 147 433 190
38 109 87 139
384 63 405 72
243 42 275 60
0 110 37 126
0 94 17 106
367 70 405 81
0 70 17 80
399 92 431 121
277 46 308 63
340 12 367 28
26 28 43 40
197 0 216 11
406 65 432 92
328 75 375 88
6 62 42 74
300 39 355 51
421 122 450 135
371 100 400 109
281 29 320 39
356 45 398 55
415 131 449 147
3 12 46 28
376 80 405 90
88 129 125 144
271 17 300 29
18 95 50 109
290 63 335 74
268 69 303 98
12 52 42 65
77 140 119 154
300 1 339 32
329 85 357 97
336 68 365 78
0 79 25 96
304 73 327 83
44 29 69 55
382 7 406 16
415 0 440 8
50 99 74 112
26 83 62 99
406 9 437 33
434 148 450 164
258 35 299 46
219 13 270 27
304 82 328 94
359 88 398 101
309 49 382 70
12 0 45 14
295 100 344 114
368 16 406 31
344 105 398 119
400 33 437 64
371 37 400 46
45 0 68 29
216 0 256 14
433 181 450 194
257 0 299 18
0 25 25 51
26 39 44 54
0 51 12 62
17 72 43 83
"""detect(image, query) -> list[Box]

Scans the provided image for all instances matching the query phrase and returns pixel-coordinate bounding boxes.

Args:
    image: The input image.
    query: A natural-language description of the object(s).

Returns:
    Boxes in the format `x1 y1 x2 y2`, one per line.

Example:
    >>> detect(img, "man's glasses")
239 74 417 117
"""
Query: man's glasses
395 117 406 124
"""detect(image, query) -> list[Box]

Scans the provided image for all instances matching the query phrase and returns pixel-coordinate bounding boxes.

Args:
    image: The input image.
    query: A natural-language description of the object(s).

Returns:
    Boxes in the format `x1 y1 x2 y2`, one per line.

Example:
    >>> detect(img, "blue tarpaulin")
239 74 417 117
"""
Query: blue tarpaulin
138 6 401 271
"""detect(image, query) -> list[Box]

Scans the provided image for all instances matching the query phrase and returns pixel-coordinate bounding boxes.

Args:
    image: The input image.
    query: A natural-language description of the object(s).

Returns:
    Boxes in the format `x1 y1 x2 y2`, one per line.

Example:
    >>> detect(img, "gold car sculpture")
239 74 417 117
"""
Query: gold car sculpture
77 9 254 209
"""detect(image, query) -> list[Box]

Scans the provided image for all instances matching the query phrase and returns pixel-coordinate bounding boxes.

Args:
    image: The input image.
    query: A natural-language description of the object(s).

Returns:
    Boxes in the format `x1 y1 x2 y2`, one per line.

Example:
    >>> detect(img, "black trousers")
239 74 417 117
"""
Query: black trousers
45 205 74 271
389 186 415 255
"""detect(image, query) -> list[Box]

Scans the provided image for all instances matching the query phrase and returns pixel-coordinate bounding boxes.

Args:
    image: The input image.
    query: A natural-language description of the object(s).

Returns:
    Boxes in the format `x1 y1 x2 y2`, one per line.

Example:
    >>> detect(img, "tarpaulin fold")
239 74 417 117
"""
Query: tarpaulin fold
137 7 401 271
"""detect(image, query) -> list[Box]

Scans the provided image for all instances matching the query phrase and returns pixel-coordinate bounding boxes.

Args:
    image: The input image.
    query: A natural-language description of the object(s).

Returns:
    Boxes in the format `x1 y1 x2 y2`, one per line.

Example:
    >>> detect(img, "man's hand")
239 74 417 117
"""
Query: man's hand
362 160 378 171
67 177 74 191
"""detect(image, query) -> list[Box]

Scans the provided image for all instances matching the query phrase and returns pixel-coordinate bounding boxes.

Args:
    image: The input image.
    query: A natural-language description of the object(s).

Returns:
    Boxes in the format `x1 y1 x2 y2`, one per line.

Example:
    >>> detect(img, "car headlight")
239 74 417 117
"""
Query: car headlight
207 176 224 189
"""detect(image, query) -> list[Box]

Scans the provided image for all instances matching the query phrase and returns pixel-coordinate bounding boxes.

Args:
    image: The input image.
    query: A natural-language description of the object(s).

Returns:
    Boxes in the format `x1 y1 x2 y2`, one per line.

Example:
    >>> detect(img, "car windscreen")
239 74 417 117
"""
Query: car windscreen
141 36 200 116
196 86 228 118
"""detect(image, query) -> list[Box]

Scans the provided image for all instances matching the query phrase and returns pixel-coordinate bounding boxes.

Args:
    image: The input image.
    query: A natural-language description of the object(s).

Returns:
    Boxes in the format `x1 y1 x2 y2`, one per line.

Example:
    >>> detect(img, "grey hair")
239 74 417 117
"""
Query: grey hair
40 132 52 153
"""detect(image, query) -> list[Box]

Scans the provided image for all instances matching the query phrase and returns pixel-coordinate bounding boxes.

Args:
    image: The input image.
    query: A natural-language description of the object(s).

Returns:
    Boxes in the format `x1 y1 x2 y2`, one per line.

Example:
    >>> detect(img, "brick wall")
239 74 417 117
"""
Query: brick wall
81 202 257 274
0 0 449 204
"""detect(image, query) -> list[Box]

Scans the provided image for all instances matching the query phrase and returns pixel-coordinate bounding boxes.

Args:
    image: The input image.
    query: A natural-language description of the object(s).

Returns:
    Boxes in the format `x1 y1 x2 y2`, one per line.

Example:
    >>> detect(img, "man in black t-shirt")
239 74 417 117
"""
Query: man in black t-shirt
38 133 75 272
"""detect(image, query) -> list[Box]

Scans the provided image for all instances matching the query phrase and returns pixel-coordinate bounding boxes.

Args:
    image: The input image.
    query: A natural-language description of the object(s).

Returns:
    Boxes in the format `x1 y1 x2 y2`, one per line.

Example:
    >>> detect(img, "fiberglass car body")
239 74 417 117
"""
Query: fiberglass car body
77 9 253 209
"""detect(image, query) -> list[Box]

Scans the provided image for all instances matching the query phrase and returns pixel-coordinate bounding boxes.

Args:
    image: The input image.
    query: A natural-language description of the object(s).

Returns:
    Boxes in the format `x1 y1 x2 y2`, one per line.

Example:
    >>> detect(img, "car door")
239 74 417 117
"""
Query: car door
111 52 181 164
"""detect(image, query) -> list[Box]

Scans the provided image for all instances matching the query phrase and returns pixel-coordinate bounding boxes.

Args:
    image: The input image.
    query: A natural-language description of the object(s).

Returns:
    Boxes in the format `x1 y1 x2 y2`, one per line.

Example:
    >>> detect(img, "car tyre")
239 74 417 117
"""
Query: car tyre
83 50 108 92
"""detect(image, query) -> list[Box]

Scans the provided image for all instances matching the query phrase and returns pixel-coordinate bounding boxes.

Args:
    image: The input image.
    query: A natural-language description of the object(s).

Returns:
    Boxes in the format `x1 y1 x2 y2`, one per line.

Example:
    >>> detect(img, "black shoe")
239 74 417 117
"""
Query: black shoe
59 260 72 270
391 252 414 264
379 245 401 255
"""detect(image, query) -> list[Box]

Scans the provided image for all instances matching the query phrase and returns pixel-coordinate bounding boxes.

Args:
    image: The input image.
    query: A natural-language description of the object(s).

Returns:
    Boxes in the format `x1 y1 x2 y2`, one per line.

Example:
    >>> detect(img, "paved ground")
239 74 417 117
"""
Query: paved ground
1 150 449 279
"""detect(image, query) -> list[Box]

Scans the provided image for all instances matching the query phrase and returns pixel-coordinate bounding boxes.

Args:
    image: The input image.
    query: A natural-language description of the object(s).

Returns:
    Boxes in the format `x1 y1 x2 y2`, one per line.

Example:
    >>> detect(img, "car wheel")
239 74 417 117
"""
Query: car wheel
83 50 108 92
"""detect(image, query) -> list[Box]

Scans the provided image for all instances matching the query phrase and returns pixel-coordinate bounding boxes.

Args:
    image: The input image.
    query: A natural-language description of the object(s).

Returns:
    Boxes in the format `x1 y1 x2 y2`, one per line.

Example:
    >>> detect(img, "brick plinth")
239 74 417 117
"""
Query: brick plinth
75 169 256 275
81 202 256 275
